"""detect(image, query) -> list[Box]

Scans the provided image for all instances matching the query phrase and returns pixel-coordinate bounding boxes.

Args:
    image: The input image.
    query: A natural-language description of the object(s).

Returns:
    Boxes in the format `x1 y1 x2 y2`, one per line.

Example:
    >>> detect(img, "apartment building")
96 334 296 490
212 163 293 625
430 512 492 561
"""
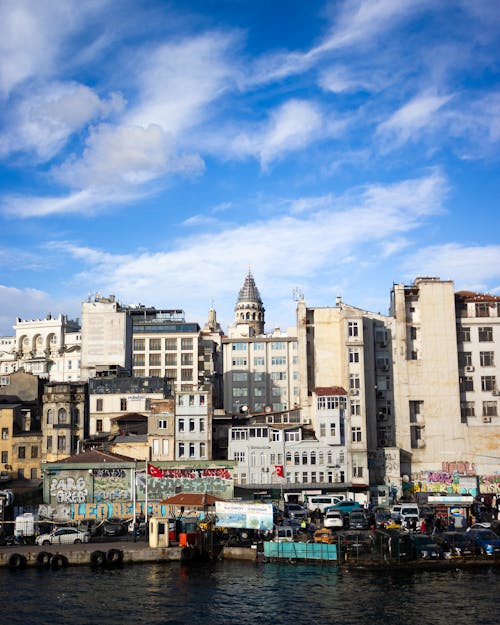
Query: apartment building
175 388 213 461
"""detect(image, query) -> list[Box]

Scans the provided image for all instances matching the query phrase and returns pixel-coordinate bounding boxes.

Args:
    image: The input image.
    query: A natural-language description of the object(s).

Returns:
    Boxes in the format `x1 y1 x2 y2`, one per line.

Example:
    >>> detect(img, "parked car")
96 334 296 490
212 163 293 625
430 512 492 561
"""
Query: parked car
374 508 393 529
36 527 90 546
307 495 345 513
323 510 344 530
285 503 308 520
435 531 474 558
102 519 128 537
410 534 443 559
313 528 335 544
325 501 362 515
348 510 369 530
339 530 373 555
467 528 500 556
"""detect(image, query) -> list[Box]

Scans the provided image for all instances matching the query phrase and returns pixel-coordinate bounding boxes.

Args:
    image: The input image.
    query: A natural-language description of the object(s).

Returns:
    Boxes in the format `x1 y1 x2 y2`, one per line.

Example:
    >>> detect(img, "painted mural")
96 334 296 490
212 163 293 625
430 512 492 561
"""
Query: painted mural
39 501 170 523
137 467 234 500
91 467 132 502
49 471 91 504
408 461 479 496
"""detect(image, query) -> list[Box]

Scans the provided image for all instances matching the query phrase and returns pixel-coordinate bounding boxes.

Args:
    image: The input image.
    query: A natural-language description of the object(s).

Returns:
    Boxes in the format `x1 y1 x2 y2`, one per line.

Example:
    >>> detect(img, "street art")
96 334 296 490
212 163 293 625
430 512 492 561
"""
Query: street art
91 467 131 503
39 501 170 523
50 474 89 504
479 474 500 494
137 467 234 500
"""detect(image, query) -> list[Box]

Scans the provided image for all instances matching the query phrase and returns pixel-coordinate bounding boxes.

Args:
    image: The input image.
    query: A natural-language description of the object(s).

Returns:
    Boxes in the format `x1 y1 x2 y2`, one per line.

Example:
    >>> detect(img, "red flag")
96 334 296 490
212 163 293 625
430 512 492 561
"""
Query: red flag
275 465 284 478
147 463 164 478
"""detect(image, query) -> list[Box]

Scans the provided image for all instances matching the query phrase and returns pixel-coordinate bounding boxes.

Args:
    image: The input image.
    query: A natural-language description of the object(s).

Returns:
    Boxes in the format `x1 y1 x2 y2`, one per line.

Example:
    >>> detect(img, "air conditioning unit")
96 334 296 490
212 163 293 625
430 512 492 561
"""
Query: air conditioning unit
482 416 492 423
465 365 474 372
302 418 311 425
350 389 359 396
492 390 499 396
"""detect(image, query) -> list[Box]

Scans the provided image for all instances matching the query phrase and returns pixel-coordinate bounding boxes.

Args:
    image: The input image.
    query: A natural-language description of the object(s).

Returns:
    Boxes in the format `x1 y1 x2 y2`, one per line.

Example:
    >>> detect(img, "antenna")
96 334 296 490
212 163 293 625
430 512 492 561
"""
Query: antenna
292 287 304 301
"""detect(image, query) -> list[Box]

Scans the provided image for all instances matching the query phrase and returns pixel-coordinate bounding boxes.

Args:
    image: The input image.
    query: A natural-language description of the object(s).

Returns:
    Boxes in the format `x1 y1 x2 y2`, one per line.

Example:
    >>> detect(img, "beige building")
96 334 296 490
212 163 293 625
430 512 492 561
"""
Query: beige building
148 397 176 461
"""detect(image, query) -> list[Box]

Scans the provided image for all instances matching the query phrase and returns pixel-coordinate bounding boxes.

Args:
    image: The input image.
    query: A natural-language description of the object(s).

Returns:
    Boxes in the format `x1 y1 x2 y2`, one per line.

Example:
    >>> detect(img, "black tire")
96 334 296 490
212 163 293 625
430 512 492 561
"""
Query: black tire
74 539 82 544
106 548 124 566
90 550 106 567
8 553 27 570
42 540 51 546
36 551 52 568
51 554 69 570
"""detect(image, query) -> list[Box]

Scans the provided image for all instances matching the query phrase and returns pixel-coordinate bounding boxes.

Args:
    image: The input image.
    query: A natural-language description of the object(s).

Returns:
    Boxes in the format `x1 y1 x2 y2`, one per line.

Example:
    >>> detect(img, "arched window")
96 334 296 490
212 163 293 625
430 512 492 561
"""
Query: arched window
73 408 80 425
47 409 53 424
302 451 308 464
58 408 67 424
294 451 300 465
246 312 250 320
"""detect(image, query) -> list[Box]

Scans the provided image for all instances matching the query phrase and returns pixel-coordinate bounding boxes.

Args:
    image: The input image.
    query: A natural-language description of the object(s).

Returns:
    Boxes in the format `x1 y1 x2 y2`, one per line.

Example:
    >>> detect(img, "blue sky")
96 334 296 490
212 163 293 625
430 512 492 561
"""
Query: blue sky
1 0 499 336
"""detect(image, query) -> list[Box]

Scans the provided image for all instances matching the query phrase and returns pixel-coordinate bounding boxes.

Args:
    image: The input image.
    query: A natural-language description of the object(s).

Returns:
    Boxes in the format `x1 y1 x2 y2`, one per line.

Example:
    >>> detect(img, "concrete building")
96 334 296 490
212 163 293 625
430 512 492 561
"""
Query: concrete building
80 293 132 380
148 397 176 462
175 388 213 461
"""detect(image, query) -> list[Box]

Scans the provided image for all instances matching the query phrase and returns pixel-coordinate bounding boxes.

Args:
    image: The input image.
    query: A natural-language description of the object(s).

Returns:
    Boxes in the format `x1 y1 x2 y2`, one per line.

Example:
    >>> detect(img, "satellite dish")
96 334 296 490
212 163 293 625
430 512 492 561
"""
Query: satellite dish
239 405 249 414
264 405 272 413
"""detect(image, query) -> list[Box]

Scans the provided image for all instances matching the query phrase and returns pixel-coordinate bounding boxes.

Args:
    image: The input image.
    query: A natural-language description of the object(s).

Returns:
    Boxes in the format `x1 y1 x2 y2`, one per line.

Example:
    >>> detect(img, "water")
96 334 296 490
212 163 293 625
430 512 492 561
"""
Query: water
0 560 498 625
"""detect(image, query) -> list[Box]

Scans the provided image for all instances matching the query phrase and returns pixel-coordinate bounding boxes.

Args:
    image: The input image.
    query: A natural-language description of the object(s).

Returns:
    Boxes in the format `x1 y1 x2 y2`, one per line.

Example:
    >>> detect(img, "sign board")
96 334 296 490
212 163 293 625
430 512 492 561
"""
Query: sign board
215 501 273 531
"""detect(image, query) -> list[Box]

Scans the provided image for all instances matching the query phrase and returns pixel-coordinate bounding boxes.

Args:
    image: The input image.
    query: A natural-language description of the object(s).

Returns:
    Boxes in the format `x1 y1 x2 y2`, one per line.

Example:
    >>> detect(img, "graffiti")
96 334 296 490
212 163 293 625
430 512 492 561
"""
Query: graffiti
479 475 500 494
426 471 454 484
442 461 476 476
50 475 89 504
94 488 131 503
92 468 126 479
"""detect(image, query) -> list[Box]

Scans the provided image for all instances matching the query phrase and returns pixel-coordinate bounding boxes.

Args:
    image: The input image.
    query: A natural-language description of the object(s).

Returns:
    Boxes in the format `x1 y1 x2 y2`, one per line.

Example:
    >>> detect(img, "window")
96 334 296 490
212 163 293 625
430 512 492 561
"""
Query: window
181 369 192 381
481 376 496 391
189 443 195 458
148 353 161 366
330 423 336 437
133 339 145 351
165 353 177 365
31 468 37 479
351 426 362 443
178 419 185 432
349 348 359 363
253 357 264 366
189 419 195 432
233 357 248 366
178 443 185 457
200 442 206 458
150 369 161 377
480 352 495 367
181 353 193 365
479 327 493 342
349 374 360 390
189 395 195 406
233 372 247 382
271 371 287 380
181 338 193 350
410 326 418 340
460 352 473 367
153 439 160 455
320 423 326 437
162 440 169 455
165 338 177 350
462 376 474 392
120 398 127 411
158 419 168 429
18 469 24 479
31 446 38 458
200 419 205 432
457 327 470 342
271 357 286 365
461 401 475 421
350 400 361 416
348 321 359 337
475 302 490 317
149 339 161 350
1 427 8 440
232 342 247 351
483 401 497 417
96 399 103 412
271 341 286 350
1 451 7 463
165 369 176 380
57 436 66 451
253 342 264 350
317 396 347 410
96 419 103 433
47 436 52 452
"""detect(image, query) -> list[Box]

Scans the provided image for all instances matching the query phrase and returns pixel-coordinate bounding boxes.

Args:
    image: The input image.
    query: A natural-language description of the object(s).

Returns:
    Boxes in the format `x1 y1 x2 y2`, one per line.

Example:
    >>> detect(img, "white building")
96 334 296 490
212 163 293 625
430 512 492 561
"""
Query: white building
175 388 213 461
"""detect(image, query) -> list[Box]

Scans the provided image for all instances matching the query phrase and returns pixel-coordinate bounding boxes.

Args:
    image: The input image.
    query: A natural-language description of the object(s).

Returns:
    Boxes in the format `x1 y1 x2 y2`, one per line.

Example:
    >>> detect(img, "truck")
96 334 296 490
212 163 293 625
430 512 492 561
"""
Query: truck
14 513 35 541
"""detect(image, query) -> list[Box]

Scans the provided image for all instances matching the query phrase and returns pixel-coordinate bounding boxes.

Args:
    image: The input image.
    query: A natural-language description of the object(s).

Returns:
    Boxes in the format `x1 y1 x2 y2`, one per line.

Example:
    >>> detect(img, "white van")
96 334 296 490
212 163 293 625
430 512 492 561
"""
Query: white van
307 494 345 513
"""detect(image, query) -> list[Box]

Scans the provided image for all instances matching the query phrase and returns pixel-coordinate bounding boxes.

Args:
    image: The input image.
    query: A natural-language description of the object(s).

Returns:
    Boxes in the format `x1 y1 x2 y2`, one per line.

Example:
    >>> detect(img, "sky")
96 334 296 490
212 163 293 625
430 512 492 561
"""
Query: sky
0 0 499 336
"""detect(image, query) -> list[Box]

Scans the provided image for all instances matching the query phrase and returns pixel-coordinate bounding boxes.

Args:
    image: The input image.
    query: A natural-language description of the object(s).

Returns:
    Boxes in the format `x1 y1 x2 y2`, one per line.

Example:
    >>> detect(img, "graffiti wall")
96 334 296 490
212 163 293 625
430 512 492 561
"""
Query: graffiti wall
48 469 133 505
479 474 500 494
49 471 90 504
409 461 479 496
92 467 132 503
137 468 234 501
39 501 169 523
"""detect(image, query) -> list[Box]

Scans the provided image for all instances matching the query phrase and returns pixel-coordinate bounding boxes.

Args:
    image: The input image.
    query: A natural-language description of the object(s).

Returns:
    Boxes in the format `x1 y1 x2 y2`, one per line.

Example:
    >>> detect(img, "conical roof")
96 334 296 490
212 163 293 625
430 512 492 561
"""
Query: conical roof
237 270 262 304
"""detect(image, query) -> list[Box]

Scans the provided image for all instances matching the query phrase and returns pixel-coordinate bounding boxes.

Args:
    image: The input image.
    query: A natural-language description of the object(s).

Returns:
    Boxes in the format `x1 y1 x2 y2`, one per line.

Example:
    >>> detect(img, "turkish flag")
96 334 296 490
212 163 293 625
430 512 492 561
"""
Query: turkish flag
275 465 284 478
147 463 164 478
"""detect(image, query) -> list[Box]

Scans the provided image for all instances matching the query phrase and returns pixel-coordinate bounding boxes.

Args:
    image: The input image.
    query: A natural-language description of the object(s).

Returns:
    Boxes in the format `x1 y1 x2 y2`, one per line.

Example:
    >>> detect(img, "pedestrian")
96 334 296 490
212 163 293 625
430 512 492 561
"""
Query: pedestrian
420 518 427 534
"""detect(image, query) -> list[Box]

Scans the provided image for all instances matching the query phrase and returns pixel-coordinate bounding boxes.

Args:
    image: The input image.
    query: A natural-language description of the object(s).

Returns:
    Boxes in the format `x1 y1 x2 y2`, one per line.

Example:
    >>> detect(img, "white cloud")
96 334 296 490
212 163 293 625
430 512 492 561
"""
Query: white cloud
404 243 500 290
227 99 338 167
376 92 454 147
127 32 239 136
0 285 55 336
0 83 124 161
45 172 447 326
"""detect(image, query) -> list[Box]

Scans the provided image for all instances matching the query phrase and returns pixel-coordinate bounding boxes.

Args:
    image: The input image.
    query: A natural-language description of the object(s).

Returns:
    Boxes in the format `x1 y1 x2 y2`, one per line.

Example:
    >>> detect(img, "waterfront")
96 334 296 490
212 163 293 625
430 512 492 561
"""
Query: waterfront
1 559 498 625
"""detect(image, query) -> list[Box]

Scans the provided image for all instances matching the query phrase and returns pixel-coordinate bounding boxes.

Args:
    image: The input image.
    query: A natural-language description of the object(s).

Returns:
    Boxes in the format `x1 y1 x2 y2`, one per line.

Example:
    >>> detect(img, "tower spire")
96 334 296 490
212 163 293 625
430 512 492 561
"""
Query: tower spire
234 269 265 335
